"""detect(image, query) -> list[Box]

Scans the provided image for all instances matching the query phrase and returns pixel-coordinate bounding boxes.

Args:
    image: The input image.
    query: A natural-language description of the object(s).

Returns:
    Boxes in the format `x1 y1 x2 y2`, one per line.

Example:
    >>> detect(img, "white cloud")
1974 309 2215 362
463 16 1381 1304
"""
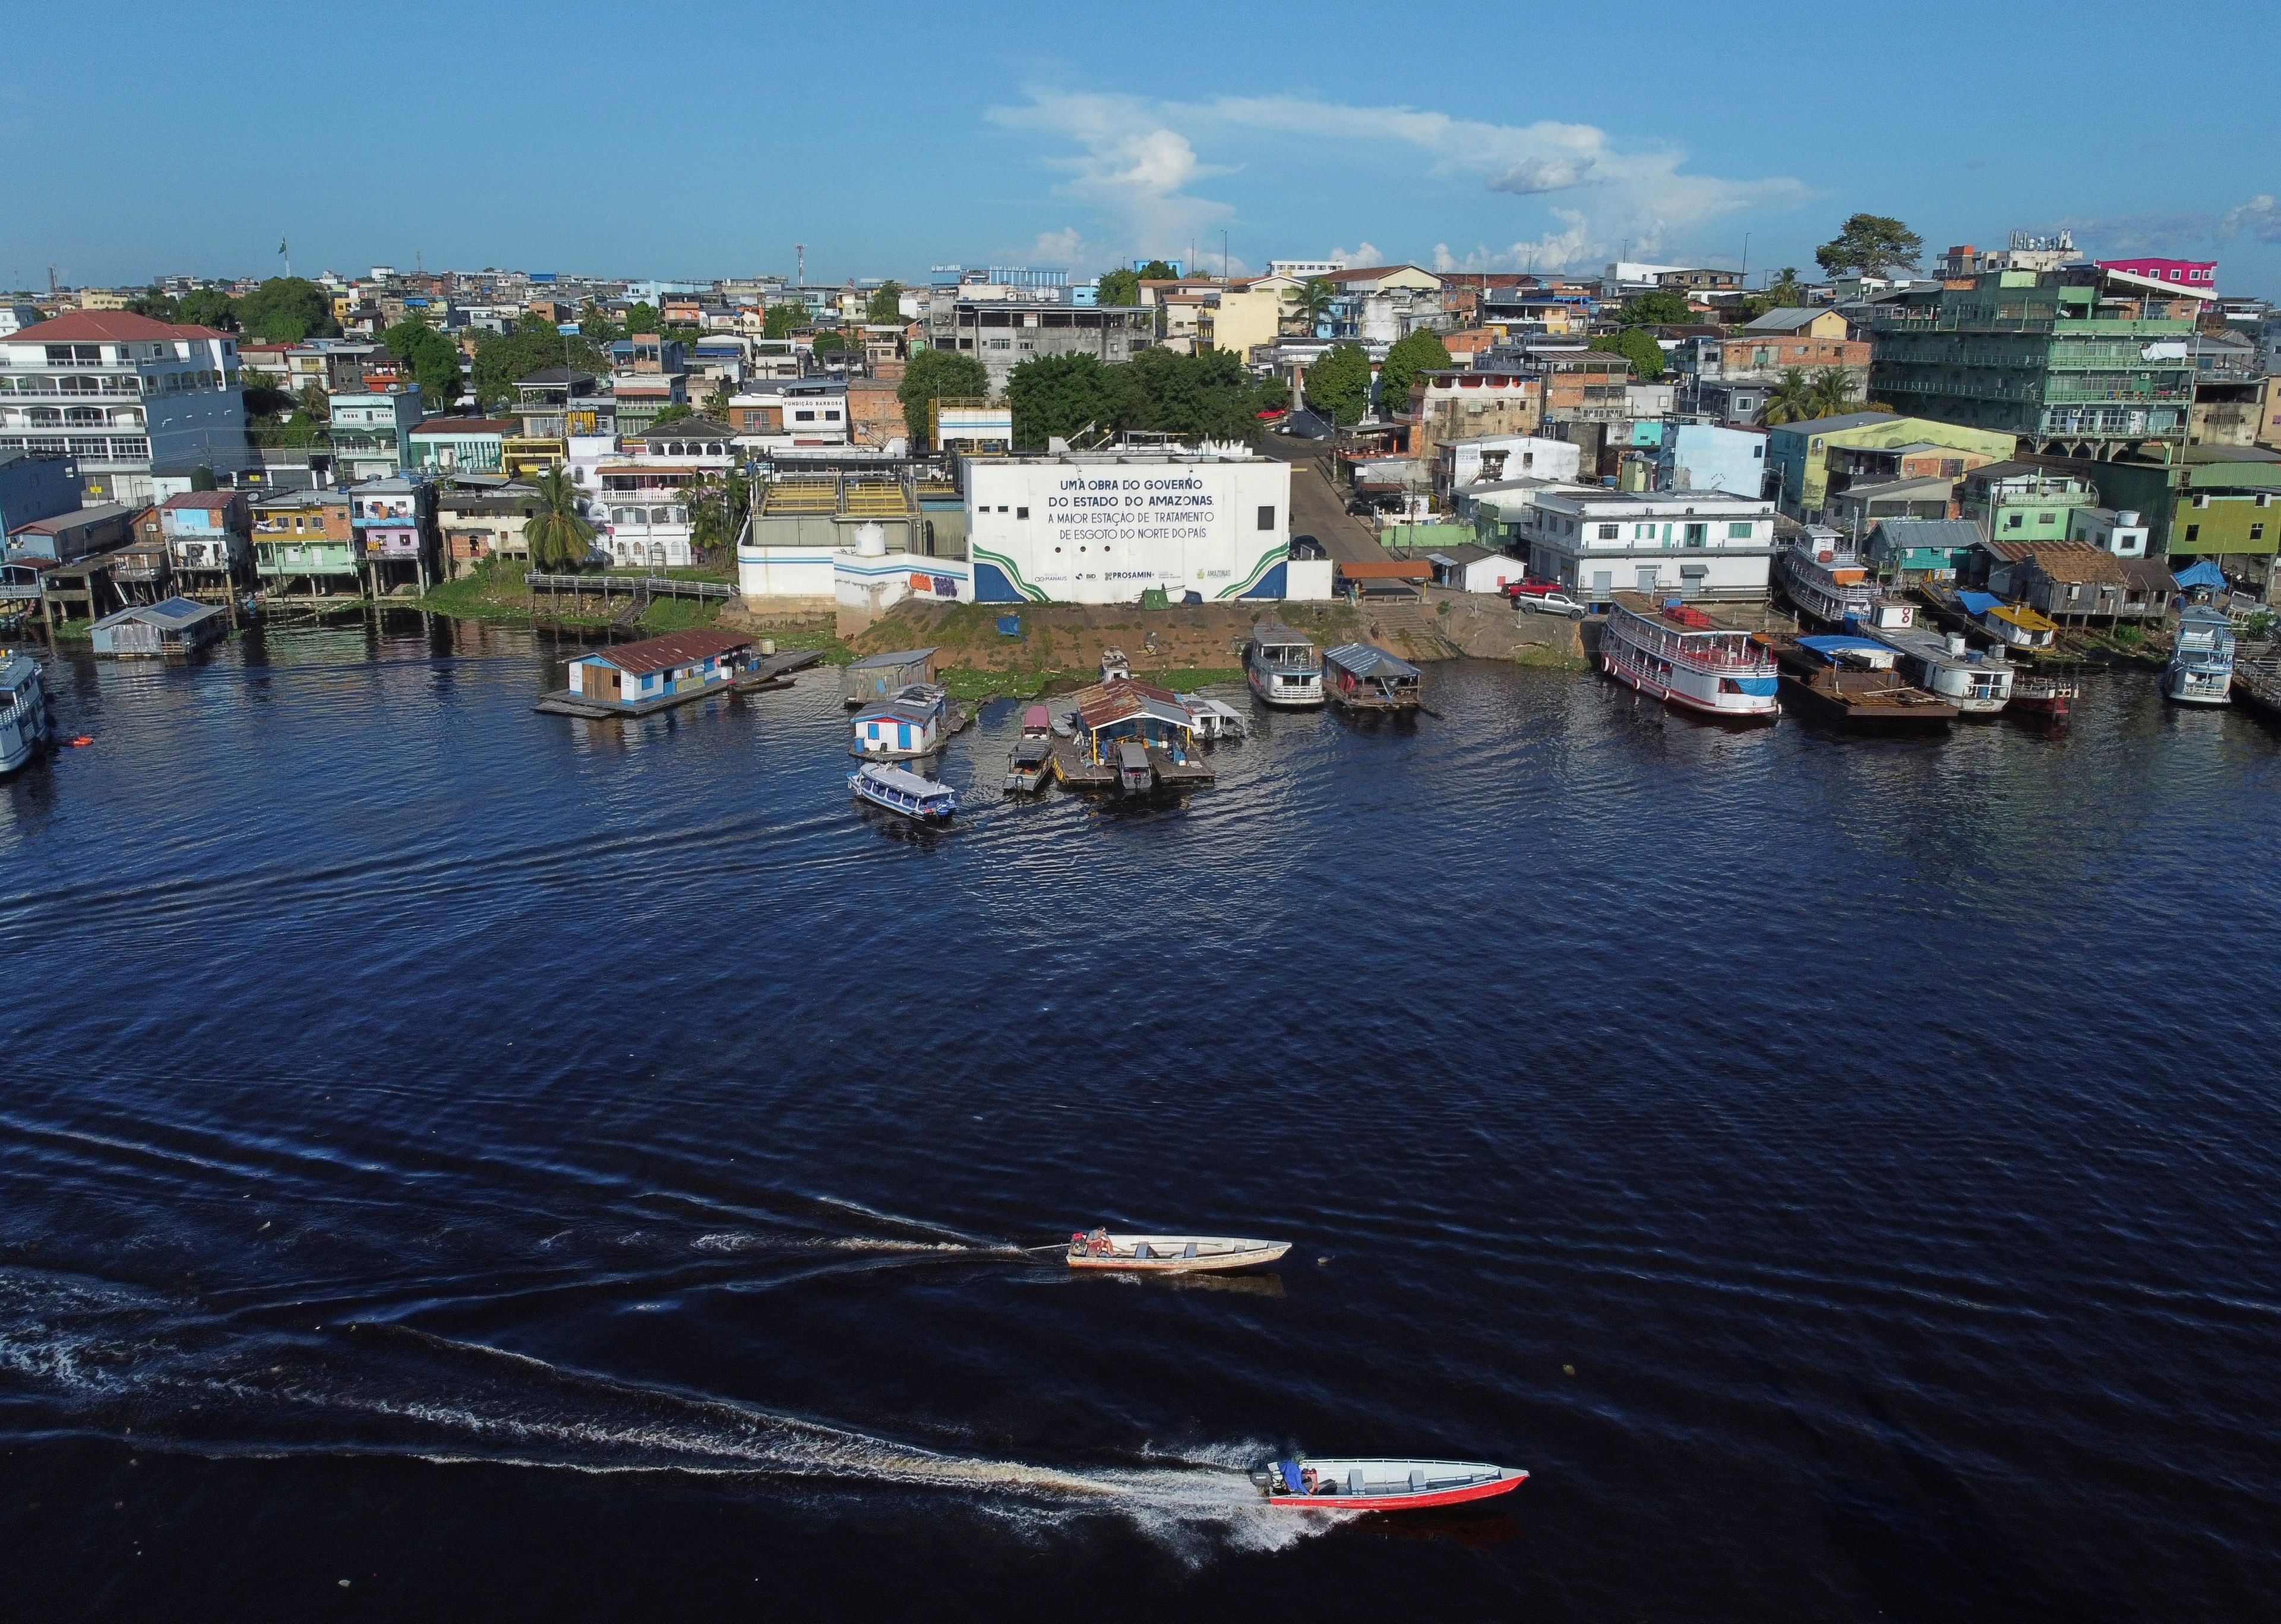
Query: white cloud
2223 194 2279 242
987 90 1806 271
1329 242 1382 267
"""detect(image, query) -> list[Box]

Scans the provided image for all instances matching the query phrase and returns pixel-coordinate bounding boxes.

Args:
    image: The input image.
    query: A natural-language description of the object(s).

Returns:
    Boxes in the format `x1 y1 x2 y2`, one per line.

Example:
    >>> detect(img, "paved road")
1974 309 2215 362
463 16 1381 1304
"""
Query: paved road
1259 437 1383 565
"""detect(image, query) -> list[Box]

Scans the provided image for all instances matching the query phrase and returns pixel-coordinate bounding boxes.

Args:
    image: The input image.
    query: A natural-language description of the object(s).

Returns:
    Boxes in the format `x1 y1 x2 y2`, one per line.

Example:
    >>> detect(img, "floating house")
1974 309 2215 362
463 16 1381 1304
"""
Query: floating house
851 683 947 758
842 646 939 706
1069 676 1199 766
88 595 227 657
564 627 755 708
1323 642 1423 709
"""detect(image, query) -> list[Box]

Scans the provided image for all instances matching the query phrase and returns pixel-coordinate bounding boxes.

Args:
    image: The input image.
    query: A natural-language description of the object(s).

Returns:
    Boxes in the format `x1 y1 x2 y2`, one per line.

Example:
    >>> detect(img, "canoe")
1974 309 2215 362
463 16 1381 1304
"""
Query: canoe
1257 1456 1528 1511
1065 1231 1290 1273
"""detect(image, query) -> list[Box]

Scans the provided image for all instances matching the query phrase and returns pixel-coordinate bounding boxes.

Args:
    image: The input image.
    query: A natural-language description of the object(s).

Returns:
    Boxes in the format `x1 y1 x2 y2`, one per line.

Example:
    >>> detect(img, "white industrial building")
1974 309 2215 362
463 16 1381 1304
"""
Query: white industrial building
1435 434 1581 501
1519 489 1777 604
965 448 1303 605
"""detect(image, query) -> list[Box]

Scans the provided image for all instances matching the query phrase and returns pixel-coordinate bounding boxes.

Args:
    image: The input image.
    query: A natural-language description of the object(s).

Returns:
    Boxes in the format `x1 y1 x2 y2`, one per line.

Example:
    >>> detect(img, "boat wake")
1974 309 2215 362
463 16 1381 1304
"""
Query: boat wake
0 1266 1335 1559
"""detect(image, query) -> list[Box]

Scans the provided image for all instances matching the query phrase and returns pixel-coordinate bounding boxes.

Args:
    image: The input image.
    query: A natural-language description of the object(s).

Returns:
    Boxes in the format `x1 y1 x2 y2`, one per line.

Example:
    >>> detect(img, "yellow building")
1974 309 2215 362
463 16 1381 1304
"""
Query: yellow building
1201 284 1288 358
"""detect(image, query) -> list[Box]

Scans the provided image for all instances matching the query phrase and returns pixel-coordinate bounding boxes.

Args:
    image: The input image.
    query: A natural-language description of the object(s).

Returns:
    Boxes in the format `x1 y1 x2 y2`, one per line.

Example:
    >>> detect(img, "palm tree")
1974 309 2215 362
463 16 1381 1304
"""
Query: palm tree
1808 366 1860 419
1758 367 1817 426
1767 266 1806 307
523 465 595 571
1288 276 1337 336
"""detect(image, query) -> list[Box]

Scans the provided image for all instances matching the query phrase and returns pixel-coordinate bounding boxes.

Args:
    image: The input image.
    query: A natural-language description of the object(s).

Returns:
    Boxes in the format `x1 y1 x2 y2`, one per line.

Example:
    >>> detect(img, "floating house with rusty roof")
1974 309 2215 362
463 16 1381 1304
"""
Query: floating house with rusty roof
563 627 756 709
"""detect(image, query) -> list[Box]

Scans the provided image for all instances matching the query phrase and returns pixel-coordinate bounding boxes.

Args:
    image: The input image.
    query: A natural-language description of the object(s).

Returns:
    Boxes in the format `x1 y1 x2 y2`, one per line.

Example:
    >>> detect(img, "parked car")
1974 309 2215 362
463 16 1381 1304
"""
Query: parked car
1290 533 1327 560
1502 579 1563 604
1517 590 1587 620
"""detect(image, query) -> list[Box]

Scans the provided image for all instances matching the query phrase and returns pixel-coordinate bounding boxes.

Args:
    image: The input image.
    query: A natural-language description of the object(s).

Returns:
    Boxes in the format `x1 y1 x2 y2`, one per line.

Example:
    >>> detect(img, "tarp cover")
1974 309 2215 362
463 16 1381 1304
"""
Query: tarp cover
2171 560 2226 591
1958 590 2002 615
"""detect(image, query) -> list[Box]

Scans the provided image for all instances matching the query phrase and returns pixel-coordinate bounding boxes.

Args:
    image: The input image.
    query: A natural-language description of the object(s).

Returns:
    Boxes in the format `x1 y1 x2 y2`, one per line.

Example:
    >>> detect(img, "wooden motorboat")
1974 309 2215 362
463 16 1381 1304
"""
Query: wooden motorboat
1256 1456 1528 1511
1003 736 1053 792
848 761 956 822
1066 1230 1290 1273
2010 673 2077 722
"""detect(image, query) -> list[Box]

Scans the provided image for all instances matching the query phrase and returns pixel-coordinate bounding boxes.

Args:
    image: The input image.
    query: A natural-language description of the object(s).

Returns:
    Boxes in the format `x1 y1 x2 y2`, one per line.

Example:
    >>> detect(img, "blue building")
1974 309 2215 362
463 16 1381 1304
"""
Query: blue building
0 451 83 545
1658 424 1770 497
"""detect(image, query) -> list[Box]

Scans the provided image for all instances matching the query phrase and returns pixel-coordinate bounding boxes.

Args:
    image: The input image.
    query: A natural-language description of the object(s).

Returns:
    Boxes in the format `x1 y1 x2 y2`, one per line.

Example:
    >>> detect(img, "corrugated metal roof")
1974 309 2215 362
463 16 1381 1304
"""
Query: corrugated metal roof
1071 675 1190 733
590 627 753 676
1323 642 1421 680
848 647 938 669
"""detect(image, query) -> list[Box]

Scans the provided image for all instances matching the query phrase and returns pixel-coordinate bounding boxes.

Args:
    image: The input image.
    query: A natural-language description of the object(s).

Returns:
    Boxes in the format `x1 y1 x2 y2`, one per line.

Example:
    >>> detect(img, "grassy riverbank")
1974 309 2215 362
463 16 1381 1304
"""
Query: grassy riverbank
414 562 732 635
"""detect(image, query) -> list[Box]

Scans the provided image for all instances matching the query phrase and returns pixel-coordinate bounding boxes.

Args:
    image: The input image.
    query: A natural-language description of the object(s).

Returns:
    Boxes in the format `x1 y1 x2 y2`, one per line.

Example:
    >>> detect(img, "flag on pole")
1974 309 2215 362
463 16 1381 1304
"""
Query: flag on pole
278 238 288 257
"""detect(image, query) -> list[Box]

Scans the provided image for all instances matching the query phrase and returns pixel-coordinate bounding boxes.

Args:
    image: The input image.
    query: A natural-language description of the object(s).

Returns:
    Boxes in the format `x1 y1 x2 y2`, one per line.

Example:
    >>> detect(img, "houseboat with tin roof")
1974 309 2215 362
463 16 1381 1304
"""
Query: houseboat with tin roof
1774 526 1887 629
1244 623 1324 707
1863 621 2014 715
1597 596 1780 721
0 650 50 775
1322 642 1423 710
2163 604 2235 706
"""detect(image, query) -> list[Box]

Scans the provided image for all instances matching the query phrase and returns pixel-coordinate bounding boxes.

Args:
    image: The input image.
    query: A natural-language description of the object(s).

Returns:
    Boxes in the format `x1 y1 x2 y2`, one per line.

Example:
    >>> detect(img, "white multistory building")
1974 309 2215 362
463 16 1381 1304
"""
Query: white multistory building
0 311 248 504
1518 489 1778 603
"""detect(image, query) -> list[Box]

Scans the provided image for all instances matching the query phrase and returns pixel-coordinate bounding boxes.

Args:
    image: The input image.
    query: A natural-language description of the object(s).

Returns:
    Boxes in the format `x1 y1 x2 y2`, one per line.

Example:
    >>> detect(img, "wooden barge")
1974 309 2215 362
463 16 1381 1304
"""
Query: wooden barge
1767 634 1958 732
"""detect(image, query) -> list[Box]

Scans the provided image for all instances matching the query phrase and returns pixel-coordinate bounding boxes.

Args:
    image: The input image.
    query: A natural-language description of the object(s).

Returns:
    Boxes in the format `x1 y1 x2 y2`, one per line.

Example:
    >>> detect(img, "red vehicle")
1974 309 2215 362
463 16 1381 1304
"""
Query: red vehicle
1502 579 1563 603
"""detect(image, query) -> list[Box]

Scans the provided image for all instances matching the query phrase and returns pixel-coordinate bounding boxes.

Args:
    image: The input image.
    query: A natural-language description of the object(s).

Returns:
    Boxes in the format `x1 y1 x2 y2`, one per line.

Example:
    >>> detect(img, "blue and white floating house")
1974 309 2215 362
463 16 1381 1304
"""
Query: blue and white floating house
850 684 948 759
564 628 755 708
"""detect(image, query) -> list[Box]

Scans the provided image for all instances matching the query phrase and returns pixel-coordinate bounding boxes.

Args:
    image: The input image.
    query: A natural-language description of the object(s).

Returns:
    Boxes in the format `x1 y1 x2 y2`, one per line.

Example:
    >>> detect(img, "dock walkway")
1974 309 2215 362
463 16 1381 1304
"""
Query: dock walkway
1048 737 1214 791
533 648 823 718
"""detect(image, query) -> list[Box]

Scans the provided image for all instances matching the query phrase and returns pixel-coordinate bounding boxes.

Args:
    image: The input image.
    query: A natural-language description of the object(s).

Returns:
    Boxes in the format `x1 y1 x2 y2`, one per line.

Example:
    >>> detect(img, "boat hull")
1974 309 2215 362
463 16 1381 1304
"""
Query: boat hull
2163 666 2233 705
1598 649 1779 722
1247 669 1323 707
1264 1460 1528 1512
1067 1236 1290 1274
1775 673 1955 732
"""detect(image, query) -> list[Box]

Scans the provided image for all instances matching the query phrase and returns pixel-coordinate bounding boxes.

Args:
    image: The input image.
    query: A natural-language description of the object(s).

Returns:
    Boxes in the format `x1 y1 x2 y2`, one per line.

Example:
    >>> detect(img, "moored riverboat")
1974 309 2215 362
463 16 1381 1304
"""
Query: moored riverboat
2163 605 2235 706
1004 736 1054 792
1322 642 1423 710
848 760 957 822
1245 623 1324 707
1597 598 1780 721
1863 621 2014 715
1774 527 1903 630
1256 1456 1529 1512
1179 694 1246 740
0 650 50 775
2010 673 2078 722
1770 634 1958 731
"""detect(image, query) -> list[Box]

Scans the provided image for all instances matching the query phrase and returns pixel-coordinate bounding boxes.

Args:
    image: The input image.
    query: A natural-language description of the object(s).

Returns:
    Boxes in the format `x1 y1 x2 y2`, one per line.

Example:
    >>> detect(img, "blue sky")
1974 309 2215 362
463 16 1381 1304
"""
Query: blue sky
10 0 2279 295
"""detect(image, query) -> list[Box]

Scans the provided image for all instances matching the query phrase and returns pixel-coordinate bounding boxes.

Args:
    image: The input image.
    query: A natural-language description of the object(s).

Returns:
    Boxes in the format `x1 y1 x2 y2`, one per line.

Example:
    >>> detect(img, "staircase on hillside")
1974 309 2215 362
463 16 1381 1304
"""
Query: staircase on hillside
1369 601 1461 661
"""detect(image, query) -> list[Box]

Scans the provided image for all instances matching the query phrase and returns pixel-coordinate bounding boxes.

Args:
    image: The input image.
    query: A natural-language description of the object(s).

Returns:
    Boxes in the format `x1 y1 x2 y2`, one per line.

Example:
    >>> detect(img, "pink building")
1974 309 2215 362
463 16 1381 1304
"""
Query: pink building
2096 258 2217 287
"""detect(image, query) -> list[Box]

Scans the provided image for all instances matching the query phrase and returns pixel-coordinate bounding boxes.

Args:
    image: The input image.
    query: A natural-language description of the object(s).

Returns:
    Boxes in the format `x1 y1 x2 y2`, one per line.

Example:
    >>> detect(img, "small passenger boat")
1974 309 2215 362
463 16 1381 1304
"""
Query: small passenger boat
1256 1456 1528 1512
0 650 51 776
1180 694 1246 740
1099 646 1132 683
1067 1230 1291 1272
1004 736 1053 792
848 760 957 822
1113 739 1154 794
2163 604 2235 706
1774 527 1884 629
1244 623 1325 707
2010 672 2077 722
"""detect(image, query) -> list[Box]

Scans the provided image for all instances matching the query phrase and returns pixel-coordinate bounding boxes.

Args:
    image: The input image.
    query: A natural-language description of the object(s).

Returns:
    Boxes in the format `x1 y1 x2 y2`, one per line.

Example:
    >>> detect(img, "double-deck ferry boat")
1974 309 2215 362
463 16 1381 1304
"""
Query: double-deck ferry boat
1863 622 2014 715
1597 598 1780 721
0 650 50 775
1244 623 1324 707
2163 604 2236 706
1774 527 1884 629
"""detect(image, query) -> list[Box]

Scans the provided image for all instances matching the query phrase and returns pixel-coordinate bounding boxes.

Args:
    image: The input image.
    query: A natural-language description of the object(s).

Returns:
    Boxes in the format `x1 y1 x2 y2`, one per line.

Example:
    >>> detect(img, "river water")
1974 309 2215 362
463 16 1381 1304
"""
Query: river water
2 614 2277 1620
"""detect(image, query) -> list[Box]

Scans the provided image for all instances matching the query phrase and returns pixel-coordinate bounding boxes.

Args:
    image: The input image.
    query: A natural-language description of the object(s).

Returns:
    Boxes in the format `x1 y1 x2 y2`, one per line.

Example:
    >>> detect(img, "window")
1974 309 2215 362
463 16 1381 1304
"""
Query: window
2185 525 2200 542
1597 523 1620 541
2254 523 2266 541
1727 521 1753 539
2005 513 2023 530
2037 511 2056 525
794 410 816 422
1683 523 1707 547
1258 505 1275 530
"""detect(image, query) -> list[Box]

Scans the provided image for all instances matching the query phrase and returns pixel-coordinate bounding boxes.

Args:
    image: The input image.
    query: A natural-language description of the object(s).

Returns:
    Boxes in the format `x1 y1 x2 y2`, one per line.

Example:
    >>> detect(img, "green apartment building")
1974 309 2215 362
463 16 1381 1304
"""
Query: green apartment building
1764 412 2015 522
1870 270 2197 460
2085 447 2281 585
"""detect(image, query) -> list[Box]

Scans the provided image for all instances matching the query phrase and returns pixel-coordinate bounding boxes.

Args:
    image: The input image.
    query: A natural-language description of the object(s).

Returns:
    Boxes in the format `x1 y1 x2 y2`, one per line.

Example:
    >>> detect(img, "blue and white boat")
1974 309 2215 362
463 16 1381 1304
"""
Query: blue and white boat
849 760 958 822
2163 604 2235 706
0 650 50 775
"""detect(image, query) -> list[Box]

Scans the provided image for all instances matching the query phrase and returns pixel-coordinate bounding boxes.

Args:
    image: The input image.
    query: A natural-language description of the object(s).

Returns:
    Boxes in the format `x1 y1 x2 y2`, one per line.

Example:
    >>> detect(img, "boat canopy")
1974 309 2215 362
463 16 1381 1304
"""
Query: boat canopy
1323 642 1421 680
1797 634 1895 660
1957 590 2002 615
861 763 950 798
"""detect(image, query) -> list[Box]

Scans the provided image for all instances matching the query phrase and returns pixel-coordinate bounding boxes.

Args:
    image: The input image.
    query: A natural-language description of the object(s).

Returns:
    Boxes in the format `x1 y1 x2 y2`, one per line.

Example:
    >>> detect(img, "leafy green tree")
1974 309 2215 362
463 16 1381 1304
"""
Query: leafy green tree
241 367 296 421
1124 347 1281 441
1303 342 1373 426
1814 214 1923 278
650 403 696 428
1616 289 1694 326
864 281 903 324
578 300 623 344
1136 259 1179 283
1009 353 1128 448
1095 268 1140 307
898 348 991 442
176 288 239 331
623 301 660 335
233 278 337 342
703 380 735 418
383 319 465 408
1588 327 1664 381
296 383 330 421
1767 267 1807 306
1376 330 1453 416
523 466 595 569
470 325 607 412
1731 293 1775 323
687 472 751 561
811 329 859 355
1757 367 1818 426
126 287 179 320
763 303 805 339
1292 276 1337 334
1808 366 1860 418
189 465 217 492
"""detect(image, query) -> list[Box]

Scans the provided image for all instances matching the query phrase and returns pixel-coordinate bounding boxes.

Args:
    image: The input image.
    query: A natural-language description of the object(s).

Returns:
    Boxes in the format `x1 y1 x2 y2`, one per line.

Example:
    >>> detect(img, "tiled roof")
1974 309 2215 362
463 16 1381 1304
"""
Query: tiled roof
2004 541 2130 585
10 311 229 343
591 627 753 677
162 491 239 510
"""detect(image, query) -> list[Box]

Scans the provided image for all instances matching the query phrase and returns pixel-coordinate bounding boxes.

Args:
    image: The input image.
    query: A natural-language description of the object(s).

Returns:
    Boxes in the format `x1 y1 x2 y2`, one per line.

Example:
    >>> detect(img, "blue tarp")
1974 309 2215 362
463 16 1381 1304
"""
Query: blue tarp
996 615 1022 636
1730 675 1780 696
1958 590 2002 615
1797 635 1891 660
2171 560 2227 591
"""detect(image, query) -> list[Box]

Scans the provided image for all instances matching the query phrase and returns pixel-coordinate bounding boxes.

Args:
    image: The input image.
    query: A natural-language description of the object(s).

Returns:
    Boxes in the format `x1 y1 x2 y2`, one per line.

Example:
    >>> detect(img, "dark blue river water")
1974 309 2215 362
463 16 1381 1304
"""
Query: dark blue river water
3 613 2277 1620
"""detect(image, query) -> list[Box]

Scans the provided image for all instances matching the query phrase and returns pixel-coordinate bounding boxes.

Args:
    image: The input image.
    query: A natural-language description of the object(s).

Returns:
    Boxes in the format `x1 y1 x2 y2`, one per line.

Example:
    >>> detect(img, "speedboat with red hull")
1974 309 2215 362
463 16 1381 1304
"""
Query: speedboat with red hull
1257 1455 1528 1511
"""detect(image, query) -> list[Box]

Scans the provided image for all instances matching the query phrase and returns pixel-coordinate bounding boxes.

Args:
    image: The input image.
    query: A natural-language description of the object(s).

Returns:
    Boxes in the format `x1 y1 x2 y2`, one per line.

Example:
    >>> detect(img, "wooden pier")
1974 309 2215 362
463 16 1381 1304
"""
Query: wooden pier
1048 737 1214 792
532 648 823 718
